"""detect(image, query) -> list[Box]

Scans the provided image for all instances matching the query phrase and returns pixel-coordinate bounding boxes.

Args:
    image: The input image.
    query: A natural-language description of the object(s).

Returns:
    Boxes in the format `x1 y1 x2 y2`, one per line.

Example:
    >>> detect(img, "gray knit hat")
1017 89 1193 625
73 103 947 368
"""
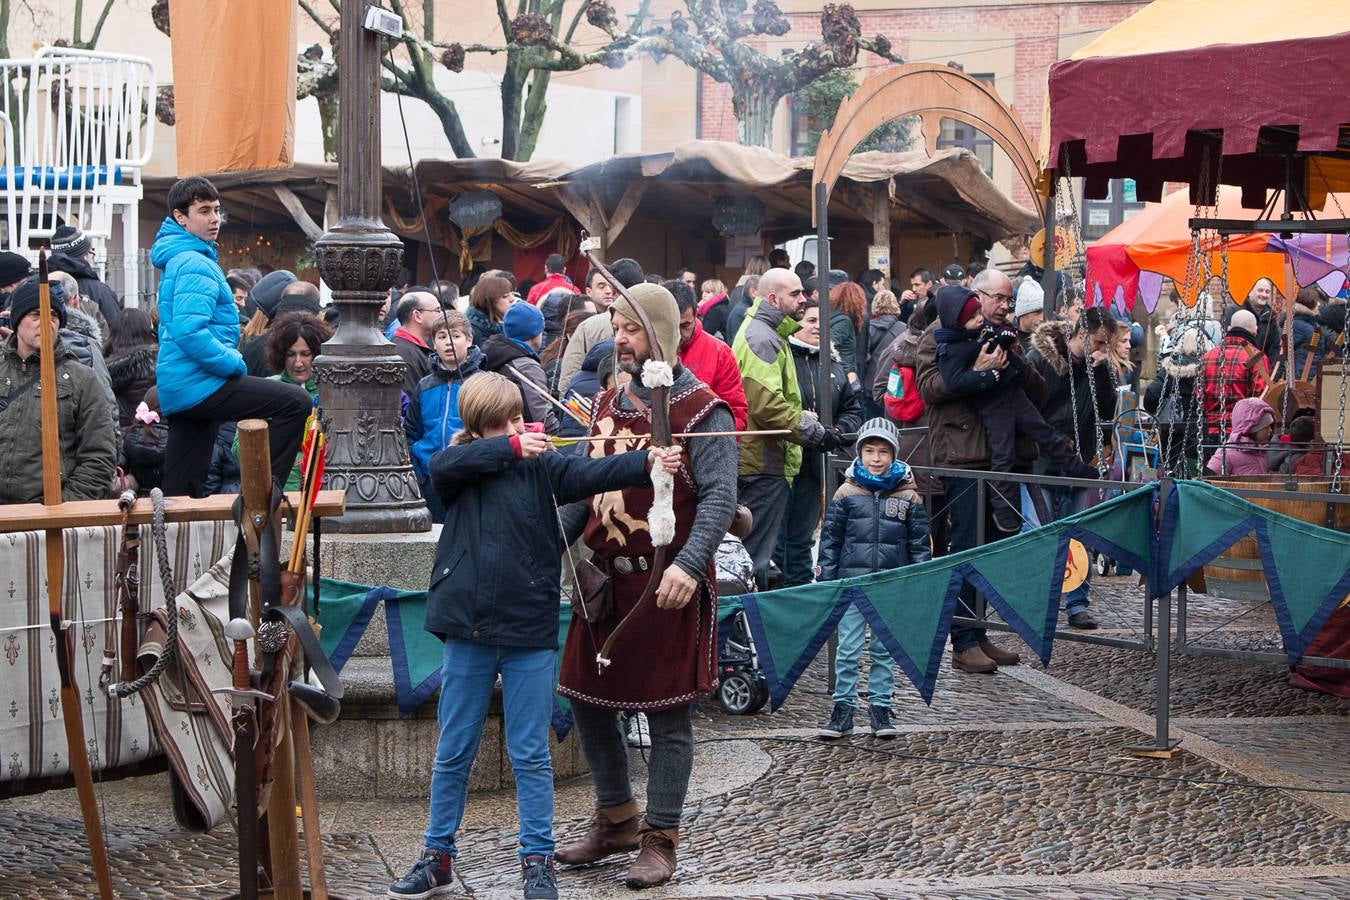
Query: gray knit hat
854 417 899 456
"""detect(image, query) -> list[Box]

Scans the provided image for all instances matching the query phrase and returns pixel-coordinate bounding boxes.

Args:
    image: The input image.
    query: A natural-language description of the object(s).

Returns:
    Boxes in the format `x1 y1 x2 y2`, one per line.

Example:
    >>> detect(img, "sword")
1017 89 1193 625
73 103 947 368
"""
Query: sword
214 618 273 900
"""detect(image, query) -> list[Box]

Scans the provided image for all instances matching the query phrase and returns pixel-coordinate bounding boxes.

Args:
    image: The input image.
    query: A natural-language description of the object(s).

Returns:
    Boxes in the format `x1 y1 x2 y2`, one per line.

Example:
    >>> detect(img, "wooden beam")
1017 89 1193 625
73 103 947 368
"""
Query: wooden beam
605 181 648 249
588 183 611 231
0 490 347 533
273 185 326 242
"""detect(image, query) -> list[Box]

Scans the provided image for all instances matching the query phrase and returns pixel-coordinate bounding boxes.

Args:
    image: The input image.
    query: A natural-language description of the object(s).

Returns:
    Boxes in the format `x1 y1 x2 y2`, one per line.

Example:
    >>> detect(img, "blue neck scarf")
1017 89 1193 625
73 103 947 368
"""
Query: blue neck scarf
851 457 909 492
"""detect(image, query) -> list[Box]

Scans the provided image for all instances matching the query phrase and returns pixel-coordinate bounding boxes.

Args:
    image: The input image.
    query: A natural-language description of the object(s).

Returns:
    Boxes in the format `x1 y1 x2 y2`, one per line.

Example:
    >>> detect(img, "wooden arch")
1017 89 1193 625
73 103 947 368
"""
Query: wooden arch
812 63 1042 225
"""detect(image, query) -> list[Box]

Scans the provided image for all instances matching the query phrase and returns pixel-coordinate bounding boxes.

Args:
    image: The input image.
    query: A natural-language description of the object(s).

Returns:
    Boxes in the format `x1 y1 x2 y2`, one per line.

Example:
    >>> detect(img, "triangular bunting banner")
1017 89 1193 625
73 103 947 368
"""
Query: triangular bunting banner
1256 516 1350 665
849 568 963 704
1063 486 1156 579
739 580 851 710
961 529 1070 665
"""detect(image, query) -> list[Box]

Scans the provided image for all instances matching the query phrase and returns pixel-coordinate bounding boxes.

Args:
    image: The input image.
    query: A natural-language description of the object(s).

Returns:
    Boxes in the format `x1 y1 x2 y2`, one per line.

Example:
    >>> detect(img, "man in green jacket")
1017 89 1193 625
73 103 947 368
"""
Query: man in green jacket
0 279 116 504
732 267 832 587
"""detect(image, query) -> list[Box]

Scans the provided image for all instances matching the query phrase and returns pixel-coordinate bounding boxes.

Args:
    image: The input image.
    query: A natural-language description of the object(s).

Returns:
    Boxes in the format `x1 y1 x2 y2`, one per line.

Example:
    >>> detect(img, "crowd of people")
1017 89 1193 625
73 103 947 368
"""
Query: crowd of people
3 174 1348 899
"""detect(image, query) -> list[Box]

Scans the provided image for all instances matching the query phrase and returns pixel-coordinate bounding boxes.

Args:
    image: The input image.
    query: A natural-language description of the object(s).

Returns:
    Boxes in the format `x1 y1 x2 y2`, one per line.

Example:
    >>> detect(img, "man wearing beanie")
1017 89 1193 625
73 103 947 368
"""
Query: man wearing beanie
0 251 32 298
48 223 123 327
1199 305 1269 460
556 281 738 889
732 266 825 589
152 176 312 497
480 299 558 433
0 278 116 503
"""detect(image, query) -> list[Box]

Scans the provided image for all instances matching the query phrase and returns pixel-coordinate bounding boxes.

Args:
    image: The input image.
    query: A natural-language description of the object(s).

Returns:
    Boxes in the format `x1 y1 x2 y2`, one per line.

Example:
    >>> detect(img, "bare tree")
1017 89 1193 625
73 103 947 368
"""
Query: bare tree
575 1 903 148
295 0 655 162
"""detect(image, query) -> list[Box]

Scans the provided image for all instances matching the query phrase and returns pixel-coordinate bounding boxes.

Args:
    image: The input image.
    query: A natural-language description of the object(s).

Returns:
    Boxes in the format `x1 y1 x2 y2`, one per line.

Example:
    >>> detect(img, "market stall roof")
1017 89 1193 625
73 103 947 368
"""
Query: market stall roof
142 158 575 233
143 141 1038 243
542 140 1039 242
1042 0 1350 208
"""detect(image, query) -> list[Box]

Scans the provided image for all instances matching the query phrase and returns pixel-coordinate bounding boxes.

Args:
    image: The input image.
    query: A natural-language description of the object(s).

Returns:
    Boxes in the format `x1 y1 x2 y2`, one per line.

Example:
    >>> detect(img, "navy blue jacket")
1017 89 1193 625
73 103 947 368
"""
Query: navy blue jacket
426 436 650 647
559 340 613 440
817 475 931 581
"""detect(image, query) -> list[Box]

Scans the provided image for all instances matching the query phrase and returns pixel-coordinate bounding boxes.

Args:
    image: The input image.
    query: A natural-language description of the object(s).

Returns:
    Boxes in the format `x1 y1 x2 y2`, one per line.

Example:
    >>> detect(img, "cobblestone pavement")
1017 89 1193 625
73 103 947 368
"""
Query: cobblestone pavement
3 576 1347 898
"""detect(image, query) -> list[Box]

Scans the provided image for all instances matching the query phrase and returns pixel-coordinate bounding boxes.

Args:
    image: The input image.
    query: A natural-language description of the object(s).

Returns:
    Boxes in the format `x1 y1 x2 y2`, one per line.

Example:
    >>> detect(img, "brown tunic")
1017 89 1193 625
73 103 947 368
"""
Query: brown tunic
558 382 726 710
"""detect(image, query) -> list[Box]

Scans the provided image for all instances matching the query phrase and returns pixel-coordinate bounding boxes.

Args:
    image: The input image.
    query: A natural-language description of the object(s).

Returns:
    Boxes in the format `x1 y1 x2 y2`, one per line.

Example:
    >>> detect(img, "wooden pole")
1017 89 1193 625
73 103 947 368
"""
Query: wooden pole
36 252 114 900
290 705 329 899
237 421 304 900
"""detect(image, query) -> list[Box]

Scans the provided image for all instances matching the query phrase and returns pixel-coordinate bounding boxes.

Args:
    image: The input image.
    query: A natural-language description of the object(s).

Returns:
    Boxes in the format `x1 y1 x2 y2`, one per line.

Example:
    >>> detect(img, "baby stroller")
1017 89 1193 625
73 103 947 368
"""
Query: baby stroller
714 534 769 715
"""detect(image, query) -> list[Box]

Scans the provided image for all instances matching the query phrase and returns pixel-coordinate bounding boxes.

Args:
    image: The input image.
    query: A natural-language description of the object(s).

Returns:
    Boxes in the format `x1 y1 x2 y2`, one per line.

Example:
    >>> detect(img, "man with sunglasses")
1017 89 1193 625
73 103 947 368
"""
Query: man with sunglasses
915 268 1036 674
732 267 827 587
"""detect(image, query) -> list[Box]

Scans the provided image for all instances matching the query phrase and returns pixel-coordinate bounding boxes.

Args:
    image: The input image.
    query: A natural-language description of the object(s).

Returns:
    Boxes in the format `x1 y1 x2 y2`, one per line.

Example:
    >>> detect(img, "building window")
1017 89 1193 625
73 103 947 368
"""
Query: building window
936 73 995 176
1081 179 1145 240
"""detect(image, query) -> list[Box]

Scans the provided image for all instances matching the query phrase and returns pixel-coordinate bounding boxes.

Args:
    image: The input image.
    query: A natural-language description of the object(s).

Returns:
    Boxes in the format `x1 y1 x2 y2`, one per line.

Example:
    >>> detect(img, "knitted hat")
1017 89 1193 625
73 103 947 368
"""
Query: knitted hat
273 292 322 319
935 284 979 329
1014 278 1045 319
502 301 545 342
250 270 298 320
610 282 680 362
1230 308 1258 337
6 277 67 328
51 224 92 258
854 417 899 456
0 251 31 287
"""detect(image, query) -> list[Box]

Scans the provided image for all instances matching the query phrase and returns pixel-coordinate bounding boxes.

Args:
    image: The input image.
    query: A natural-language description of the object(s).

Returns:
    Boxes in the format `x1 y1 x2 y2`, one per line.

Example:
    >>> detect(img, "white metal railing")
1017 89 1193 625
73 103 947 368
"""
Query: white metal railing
1 48 156 301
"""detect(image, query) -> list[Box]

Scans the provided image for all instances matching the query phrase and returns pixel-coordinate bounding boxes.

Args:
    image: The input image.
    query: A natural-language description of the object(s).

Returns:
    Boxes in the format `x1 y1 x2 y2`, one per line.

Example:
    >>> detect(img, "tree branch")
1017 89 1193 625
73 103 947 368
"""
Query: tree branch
82 0 115 49
298 0 332 34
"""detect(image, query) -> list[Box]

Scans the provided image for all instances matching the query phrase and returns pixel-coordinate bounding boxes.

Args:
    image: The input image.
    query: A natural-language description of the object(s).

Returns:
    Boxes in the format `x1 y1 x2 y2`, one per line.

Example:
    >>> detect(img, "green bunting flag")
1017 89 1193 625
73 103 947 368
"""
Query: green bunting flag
960 529 1069 666
1166 481 1350 665
846 568 963 704
741 580 852 710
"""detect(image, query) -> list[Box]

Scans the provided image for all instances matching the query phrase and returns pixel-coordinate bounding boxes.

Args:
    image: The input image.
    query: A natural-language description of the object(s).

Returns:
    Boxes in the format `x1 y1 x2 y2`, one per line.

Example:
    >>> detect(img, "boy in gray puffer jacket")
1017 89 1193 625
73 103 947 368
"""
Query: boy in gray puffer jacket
816 417 931 741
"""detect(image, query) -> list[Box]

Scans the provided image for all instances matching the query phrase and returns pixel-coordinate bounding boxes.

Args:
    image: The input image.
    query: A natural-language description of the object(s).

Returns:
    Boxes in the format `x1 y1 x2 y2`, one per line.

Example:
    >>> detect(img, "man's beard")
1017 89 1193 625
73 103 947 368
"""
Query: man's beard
618 350 649 376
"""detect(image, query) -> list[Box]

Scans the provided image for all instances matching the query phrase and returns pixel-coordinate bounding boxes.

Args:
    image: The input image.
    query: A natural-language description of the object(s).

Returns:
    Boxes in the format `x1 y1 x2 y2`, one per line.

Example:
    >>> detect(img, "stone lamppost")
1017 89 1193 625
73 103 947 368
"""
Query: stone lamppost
313 6 430 533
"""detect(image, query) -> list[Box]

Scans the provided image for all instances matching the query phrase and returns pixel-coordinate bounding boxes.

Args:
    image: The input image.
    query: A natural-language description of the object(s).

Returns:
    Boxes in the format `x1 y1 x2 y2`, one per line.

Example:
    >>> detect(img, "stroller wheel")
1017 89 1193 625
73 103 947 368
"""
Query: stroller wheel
1094 553 1113 577
718 670 762 716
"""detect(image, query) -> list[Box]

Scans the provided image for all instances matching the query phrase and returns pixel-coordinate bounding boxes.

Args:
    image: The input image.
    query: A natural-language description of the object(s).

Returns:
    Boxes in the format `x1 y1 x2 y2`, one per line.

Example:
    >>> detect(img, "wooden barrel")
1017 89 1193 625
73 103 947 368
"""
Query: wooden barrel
1202 476 1350 596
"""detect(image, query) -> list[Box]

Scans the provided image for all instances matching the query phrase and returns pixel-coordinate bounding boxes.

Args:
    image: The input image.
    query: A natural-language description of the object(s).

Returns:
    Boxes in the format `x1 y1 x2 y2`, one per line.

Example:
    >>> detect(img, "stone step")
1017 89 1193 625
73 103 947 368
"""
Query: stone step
310 656 588 800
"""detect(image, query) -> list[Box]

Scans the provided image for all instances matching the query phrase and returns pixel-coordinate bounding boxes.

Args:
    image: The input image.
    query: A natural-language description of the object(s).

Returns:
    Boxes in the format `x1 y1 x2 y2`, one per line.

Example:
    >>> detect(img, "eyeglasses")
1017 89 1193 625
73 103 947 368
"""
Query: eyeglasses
977 289 1013 305
416 306 441 314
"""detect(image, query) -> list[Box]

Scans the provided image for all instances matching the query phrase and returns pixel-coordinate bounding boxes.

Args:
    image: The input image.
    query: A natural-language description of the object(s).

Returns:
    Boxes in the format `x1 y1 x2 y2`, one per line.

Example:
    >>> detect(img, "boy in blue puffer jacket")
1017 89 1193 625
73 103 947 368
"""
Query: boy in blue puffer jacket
151 176 311 496
816 418 931 742
405 309 483 522
388 371 682 900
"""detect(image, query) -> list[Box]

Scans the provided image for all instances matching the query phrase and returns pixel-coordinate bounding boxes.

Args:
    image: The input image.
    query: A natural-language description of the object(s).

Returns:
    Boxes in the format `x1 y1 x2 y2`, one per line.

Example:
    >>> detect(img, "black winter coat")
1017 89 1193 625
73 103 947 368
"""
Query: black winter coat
107 345 157 428
48 252 122 327
426 436 650 647
1026 321 1114 463
817 476 931 581
788 337 863 483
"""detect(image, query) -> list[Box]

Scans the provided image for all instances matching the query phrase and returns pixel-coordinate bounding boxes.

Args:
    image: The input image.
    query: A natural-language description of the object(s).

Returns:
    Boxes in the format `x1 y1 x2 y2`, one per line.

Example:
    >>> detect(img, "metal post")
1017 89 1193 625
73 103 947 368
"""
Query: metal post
1176 582 1188 648
1128 479 1181 758
974 477 987 621
815 182 834 430
312 2 431 533
1039 176 1060 320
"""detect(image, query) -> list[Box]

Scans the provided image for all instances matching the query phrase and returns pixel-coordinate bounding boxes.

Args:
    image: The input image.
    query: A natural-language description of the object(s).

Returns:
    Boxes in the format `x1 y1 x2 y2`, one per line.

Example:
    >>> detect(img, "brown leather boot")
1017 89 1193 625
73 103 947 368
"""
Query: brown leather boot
624 822 678 889
980 640 1021 666
555 800 640 865
951 645 998 674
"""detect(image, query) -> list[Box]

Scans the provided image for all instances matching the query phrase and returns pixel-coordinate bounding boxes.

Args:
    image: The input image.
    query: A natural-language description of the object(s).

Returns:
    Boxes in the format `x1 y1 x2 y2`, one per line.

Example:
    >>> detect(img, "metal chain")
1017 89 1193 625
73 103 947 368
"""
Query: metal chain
1057 159 1108 471
108 489 179 698
1334 315 1348 490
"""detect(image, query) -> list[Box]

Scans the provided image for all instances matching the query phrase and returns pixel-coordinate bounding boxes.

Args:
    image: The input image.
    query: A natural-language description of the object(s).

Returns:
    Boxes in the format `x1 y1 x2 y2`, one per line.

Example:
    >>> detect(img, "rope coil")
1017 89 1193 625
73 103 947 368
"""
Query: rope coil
107 489 179 699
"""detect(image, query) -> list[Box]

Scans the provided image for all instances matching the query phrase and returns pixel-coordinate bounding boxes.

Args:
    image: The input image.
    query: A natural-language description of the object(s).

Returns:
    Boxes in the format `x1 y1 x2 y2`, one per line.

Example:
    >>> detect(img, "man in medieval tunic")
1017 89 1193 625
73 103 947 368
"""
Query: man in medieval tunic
556 282 738 889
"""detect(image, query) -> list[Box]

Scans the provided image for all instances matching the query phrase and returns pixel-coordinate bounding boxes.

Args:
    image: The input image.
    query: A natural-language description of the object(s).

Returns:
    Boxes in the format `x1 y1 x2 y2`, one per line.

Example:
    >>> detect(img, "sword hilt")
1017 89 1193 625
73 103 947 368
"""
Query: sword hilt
225 618 255 694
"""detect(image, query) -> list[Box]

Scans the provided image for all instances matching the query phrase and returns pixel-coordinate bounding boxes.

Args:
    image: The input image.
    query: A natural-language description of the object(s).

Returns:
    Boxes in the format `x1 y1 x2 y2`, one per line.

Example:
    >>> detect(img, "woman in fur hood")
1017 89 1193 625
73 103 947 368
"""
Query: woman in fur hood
1025 307 1125 466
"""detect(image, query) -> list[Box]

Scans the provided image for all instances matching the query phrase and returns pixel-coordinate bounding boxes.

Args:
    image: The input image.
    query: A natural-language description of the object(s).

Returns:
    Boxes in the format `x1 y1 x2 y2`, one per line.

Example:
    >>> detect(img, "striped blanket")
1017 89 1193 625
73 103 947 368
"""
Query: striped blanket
0 520 234 792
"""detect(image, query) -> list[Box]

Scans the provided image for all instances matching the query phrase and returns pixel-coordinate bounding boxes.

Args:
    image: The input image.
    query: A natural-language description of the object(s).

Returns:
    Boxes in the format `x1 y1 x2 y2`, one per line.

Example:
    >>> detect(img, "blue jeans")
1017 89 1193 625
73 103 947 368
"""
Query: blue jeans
832 606 895 708
1024 484 1092 614
424 639 555 859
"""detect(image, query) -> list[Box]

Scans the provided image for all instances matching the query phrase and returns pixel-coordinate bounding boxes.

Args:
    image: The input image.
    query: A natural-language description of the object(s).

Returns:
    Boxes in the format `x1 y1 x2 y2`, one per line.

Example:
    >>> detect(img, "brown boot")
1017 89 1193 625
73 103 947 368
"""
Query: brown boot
555 800 640 866
979 640 1021 666
951 645 998 674
624 822 678 889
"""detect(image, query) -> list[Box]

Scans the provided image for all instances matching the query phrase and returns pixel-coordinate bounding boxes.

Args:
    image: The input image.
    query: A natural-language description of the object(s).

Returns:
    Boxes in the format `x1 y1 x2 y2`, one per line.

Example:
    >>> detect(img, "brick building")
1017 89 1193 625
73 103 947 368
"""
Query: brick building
695 0 1148 210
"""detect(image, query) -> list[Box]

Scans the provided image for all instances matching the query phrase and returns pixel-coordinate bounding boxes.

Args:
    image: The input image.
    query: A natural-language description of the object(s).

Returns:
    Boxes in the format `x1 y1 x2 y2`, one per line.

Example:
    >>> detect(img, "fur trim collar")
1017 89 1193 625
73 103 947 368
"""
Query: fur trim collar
1030 320 1073 376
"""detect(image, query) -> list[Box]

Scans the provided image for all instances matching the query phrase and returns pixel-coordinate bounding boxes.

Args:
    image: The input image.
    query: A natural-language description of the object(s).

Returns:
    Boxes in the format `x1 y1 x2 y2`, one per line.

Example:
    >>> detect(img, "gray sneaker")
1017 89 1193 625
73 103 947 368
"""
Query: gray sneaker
522 854 558 900
818 702 854 739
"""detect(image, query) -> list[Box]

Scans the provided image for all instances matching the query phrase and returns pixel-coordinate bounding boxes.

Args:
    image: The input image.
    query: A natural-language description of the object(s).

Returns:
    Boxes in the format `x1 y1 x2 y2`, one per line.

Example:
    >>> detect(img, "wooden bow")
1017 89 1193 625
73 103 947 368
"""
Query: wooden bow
578 237 673 673
35 251 115 898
